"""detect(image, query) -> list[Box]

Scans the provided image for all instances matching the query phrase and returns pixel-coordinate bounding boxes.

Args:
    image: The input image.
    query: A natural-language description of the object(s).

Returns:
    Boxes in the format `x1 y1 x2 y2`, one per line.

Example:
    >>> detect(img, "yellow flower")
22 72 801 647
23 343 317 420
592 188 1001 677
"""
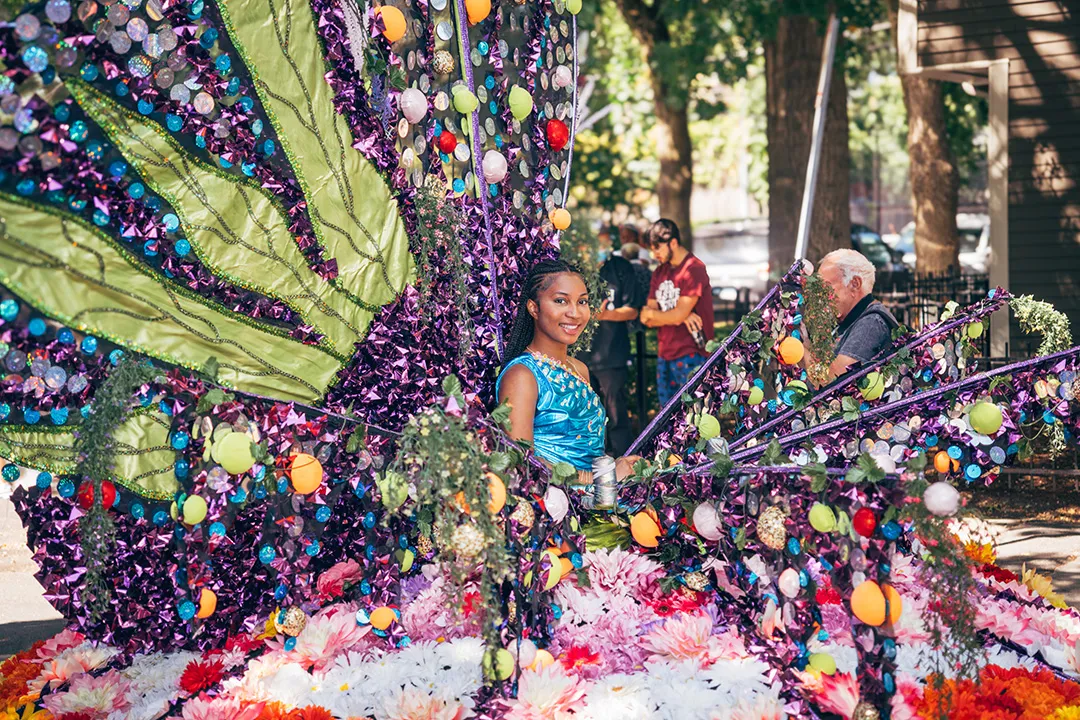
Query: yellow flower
1049 706 1080 720
1 705 52 720
964 541 997 565
1022 564 1069 609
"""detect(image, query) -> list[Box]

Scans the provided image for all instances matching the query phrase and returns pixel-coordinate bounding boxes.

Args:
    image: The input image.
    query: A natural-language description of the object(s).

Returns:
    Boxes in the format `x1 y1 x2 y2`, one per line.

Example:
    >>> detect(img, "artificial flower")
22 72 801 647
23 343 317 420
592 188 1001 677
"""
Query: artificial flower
580 674 652 720
1022 564 1068 609
180 659 226 696
376 689 471 720
316 560 364 602
268 604 372 672
559 646 601 674
503 665 585 720
28 643 119 694
583 549 662 597
40 670 130 719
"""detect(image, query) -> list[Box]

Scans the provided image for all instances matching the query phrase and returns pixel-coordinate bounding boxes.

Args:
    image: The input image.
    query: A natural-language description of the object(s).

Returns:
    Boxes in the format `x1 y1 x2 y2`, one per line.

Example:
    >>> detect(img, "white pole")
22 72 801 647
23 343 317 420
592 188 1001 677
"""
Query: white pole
793 14 842 261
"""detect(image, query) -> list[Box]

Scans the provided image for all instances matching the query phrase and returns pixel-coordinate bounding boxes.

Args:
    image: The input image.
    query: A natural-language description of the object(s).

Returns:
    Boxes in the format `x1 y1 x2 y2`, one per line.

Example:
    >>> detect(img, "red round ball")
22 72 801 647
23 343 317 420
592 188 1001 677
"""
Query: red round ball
852 507 877 538
77 480 117 511
437 131 458 154
546 119 569 151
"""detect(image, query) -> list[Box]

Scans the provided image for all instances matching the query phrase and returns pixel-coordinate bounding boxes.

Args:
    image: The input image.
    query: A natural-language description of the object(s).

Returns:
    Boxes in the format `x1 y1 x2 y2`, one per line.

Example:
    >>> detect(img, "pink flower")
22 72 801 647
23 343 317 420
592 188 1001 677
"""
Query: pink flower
36 629 87 661
504 665 586 720
181 692 267 720
316 559 363 601
29 642 118 694
378 689 472 720
641 613 743 665
41 669 131 719
798 671 859 719
584 549 663 597
732 695 786 720
267 603 372 671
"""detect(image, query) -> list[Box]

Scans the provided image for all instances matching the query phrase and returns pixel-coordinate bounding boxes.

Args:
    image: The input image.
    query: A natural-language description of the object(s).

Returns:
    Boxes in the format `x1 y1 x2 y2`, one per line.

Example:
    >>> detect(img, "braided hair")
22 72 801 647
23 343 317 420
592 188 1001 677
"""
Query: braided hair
503 259 584 361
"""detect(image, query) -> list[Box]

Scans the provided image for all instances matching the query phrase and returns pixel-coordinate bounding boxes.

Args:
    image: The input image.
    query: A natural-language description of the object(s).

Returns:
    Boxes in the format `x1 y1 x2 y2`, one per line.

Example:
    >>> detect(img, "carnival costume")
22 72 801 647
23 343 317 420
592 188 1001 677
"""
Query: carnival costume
0 0 1079 717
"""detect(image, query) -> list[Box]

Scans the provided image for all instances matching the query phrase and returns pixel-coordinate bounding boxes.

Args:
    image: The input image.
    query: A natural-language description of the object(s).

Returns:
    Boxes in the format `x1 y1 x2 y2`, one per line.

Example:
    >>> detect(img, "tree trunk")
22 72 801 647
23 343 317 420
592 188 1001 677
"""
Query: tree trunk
650 72 695 250
612 0 695 250
765 15 851 273
887 0 960 275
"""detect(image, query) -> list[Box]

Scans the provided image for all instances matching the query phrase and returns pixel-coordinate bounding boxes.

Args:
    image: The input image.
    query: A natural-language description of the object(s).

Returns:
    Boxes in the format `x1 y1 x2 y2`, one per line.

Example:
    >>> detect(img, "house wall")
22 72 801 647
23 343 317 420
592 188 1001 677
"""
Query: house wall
918 0 1080 355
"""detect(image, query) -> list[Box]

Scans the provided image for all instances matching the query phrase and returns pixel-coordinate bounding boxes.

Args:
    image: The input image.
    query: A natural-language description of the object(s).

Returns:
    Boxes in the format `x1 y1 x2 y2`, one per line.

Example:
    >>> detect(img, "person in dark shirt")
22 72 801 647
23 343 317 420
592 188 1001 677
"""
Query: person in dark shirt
639 219 715 408
582 229 643 456
812 248 899 381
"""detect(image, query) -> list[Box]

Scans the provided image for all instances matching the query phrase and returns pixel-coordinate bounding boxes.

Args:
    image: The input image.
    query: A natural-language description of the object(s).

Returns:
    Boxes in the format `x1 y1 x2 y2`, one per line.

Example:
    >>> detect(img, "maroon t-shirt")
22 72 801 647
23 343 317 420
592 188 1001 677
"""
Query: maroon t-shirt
649 253 715 360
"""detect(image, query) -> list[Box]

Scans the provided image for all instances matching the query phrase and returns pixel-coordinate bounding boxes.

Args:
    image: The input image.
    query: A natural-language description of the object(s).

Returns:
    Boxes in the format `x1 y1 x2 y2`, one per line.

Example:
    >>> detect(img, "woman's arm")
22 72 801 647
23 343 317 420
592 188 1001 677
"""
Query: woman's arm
498 364 539 445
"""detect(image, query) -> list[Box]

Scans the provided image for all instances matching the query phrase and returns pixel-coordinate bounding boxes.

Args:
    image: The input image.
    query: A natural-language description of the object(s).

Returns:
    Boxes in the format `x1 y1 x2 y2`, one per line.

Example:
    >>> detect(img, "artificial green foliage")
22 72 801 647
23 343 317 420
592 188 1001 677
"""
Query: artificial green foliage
414 179 473 359
802 273 838 386
1011 295 1073 356
390 375 520 648
76 355 163 622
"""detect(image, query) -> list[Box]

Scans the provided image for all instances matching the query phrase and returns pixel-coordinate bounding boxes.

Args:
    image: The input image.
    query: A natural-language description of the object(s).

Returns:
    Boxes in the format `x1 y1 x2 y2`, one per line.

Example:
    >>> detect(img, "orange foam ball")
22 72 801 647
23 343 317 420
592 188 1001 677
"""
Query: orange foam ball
883 584 903 625
486 472 506 514
850 580 887 626
196 588 217 619
375 5 407 42
531 649 555 670
559 556 574 577
778 336 805 365
369 606 396 631
934 451 952 474
465 0 491 24
550 208 571 231
631 511 661 548
290 453 323 494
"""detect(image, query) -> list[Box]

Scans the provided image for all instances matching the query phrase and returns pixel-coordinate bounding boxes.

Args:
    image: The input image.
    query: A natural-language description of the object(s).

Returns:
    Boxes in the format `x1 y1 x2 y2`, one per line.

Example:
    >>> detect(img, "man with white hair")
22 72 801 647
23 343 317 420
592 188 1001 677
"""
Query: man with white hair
813 248 898 381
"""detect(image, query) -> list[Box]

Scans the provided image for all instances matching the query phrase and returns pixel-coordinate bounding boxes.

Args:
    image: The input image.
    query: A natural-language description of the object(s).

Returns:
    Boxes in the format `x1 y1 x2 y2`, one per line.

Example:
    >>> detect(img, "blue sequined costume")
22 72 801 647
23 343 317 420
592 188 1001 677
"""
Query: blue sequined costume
496 354 606 471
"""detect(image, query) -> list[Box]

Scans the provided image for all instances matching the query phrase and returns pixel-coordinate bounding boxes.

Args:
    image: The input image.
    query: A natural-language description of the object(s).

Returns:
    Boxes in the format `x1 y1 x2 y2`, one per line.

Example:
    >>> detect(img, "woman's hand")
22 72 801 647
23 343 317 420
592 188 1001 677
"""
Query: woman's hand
615 455 641 481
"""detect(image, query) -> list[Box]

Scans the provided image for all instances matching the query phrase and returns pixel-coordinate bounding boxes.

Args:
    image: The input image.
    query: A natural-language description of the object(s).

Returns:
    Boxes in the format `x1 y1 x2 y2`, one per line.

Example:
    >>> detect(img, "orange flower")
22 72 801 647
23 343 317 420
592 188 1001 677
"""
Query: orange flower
287 707 334 720
964 541 997 565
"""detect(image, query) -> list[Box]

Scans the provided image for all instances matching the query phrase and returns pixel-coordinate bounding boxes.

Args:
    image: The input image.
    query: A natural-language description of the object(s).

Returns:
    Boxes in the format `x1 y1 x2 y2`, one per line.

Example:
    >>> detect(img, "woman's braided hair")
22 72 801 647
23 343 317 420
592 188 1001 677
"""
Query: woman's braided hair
503 259 585 361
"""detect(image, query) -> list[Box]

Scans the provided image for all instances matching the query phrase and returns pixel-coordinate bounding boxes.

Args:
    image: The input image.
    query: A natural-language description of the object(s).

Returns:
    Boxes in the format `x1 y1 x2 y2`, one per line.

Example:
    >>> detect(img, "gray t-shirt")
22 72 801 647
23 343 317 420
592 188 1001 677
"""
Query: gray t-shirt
835 301 897 363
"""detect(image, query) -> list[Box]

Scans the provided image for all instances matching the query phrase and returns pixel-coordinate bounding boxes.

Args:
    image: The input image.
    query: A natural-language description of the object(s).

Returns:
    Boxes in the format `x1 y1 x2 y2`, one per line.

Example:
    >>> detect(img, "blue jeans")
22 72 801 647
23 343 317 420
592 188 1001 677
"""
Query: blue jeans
657 354 706 408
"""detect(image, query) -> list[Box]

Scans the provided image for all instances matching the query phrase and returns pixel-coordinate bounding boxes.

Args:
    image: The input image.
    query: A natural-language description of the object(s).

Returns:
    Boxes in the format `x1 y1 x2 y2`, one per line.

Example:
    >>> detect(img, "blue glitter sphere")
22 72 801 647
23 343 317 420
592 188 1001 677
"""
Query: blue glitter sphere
131 502 144 519
0 299 18 321
316 506 331 522
50 407 68 425
58 479 75 497
81 336 98 354
259 545 276 564
178 601 196 621
27 318 46 336
209 522 226 537
2 464 20 482
36 471 52 490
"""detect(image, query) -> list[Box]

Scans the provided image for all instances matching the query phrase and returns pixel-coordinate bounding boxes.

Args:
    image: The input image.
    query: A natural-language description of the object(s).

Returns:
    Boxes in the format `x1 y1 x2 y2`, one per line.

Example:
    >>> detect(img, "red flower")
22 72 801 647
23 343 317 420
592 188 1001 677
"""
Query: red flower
180 658 225 696
647 589 706 617
815 587 842 605
560 645 601 672
58 713 96 720
979 562 1020 585
462 591 481 617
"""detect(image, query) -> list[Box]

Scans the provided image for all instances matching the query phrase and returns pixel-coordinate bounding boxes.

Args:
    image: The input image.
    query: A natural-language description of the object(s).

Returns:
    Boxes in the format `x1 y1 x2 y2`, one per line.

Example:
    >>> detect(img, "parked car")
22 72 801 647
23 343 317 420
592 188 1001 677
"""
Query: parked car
891 214 990 273
851 224 907 275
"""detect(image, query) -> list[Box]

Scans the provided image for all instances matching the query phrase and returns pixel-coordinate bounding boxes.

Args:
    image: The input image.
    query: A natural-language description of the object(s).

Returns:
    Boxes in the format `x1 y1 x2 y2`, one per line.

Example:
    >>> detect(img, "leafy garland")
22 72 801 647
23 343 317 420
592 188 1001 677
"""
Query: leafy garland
901 456 984 719
414 178 473 359
802 273 838 386
1011 295 1073 356
387 375 523 649
76 355 162 622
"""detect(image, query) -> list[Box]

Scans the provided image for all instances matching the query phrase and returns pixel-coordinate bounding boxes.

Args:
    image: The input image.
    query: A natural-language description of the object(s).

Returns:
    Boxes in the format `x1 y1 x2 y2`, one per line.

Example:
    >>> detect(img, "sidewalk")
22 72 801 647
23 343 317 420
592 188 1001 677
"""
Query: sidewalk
1 489 1078 657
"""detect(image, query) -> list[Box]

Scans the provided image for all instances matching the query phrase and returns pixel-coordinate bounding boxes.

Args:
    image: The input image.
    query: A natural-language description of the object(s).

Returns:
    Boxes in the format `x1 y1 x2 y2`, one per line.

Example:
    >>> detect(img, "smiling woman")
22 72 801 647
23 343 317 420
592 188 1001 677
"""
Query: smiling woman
497 261 639 479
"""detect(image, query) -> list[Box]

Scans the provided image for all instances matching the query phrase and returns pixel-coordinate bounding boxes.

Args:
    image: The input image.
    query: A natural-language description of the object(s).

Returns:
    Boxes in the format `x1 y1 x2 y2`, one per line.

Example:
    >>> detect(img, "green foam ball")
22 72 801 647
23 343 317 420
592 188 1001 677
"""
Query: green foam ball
566 0 583 14
808 652 837 675
452 86 479 114
508 86 533 121
967 321 984 339
183 495 208 525
970 401 1003 435
859 371 884 401
215 431 255 475
808 502 837 533
697 413 721 441
747 386 764 405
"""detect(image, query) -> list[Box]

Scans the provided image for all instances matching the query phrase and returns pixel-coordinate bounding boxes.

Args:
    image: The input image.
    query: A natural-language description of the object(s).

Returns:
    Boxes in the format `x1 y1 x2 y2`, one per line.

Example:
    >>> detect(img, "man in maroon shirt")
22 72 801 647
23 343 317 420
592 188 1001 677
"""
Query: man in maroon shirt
639 219 715 408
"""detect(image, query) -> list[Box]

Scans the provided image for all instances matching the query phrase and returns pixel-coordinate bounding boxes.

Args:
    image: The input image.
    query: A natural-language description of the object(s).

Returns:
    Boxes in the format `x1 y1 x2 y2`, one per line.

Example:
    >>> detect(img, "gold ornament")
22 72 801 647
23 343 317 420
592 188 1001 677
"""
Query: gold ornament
756 506 788 551
684 571 708 592
510 500 535 530
507 599 517 623
432 50 455 75
852 702 881 720
276 606 307 637
416 533 434 557
451 522 486 560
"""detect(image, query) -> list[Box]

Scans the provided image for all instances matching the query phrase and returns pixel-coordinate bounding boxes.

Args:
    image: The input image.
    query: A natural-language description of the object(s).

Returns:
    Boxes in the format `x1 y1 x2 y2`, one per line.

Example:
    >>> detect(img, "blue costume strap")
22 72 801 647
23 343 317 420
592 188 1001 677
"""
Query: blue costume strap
496 354 606 471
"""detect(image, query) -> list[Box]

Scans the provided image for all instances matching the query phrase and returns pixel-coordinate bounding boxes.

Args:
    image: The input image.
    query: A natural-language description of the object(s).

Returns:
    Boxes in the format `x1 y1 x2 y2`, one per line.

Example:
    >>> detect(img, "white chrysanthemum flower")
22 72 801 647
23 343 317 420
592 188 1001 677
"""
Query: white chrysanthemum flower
262 662 317 707
642 659 719 720
701 657 773 704
122 651 199 720
580 673 653 720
